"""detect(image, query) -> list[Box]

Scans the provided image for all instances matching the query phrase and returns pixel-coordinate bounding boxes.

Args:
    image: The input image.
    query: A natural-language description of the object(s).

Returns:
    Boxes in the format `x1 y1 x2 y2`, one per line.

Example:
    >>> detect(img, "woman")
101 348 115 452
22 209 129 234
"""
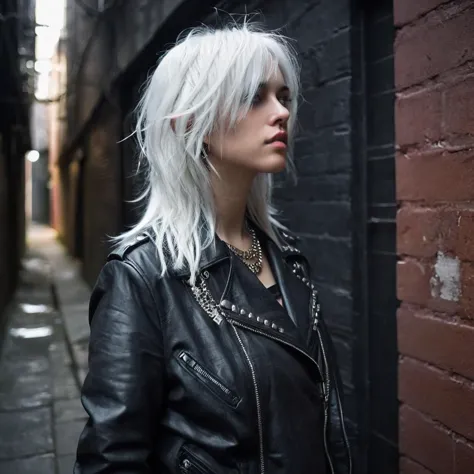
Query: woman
75 21 352 474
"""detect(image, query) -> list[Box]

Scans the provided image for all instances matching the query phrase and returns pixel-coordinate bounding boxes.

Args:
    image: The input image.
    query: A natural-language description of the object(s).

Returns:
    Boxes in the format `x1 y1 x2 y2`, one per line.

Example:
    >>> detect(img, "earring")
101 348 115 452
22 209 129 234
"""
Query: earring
201 144 211 170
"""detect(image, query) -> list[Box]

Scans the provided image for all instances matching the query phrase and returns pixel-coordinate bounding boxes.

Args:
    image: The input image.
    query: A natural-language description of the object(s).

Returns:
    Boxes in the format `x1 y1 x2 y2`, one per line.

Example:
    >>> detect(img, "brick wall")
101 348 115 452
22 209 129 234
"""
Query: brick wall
395 1 474 472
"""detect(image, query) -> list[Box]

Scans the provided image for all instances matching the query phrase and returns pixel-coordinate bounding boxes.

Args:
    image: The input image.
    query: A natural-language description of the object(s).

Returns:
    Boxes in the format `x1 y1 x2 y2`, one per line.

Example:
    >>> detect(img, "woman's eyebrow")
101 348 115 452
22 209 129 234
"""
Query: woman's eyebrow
258 82 290 93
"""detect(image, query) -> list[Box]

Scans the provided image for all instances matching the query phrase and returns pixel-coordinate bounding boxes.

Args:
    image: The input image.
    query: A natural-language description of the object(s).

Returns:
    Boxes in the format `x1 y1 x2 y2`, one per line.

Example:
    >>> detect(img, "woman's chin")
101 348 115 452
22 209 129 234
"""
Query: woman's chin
261 154 287 173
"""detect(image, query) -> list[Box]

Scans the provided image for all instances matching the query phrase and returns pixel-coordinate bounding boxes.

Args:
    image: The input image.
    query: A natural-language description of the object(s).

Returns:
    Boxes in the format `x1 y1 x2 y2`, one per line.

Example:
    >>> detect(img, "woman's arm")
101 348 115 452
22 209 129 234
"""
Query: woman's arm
74 259 165 474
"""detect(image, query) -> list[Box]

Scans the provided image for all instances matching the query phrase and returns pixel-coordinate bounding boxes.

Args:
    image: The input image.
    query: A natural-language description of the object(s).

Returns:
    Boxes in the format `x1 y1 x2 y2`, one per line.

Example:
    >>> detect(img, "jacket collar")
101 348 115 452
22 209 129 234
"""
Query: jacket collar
174 228 231 279
174 219 299 279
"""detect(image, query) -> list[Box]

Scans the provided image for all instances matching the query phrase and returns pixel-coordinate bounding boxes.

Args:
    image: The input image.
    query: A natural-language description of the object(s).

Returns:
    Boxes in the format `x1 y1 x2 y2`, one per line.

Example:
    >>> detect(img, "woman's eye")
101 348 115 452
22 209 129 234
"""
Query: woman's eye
251 93 263 106
279 96 292 106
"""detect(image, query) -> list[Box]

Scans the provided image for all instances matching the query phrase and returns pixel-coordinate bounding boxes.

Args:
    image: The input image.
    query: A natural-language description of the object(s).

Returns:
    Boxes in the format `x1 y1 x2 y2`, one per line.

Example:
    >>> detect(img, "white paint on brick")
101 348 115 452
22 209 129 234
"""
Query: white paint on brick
430 252 461 301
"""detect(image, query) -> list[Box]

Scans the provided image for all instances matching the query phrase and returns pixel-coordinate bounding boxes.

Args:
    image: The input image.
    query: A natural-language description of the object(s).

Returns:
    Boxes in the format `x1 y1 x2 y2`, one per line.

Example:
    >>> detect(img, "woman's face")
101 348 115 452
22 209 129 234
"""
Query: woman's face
206 67 292 175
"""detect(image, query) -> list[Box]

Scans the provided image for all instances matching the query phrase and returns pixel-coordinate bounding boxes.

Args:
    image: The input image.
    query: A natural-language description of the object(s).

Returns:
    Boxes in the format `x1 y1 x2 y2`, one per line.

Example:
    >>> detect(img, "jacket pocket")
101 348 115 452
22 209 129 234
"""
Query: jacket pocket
177 445 217 474
177 351 240 408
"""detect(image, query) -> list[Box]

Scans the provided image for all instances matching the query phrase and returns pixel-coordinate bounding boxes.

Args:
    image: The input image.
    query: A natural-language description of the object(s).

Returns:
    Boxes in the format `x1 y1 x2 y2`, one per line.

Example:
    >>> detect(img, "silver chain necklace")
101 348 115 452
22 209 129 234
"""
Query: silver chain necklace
225 224 263 274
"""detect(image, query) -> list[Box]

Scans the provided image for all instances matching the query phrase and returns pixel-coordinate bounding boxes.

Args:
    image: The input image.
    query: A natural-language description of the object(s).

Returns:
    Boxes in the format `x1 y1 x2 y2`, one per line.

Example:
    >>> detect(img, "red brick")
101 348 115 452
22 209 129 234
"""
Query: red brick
400 457 435 474
457 211 474 261
400 404 454 474
398 307 474 379
395 7 474 89
444 77 474 137
397 150 474 203
397 207 457 258
397 259 432 306
398 256 460 315
396 90 442 148
461 262 474 320
394 0 450 26
454 438 474 474
399 358 474 441
398 207 474 261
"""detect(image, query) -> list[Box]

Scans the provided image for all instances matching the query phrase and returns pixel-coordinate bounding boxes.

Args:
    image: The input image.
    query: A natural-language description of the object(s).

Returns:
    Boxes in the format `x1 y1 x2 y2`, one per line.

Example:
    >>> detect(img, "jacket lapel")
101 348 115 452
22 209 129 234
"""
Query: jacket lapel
265 237 313 345
175 224 315 357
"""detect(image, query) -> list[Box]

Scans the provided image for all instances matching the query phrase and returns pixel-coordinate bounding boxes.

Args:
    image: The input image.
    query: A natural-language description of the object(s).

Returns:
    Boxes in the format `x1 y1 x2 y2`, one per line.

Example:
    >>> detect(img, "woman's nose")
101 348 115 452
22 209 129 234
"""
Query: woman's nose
272 99 290 124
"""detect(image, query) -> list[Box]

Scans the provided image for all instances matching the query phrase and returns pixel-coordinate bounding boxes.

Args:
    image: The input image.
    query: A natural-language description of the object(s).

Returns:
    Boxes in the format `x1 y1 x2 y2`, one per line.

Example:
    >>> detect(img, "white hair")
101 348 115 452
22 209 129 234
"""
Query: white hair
114 20 301 284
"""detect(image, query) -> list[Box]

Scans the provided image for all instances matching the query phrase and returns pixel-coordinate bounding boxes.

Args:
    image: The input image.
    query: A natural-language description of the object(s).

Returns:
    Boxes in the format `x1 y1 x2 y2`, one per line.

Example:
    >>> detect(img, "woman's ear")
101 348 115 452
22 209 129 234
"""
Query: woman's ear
170 116 194 134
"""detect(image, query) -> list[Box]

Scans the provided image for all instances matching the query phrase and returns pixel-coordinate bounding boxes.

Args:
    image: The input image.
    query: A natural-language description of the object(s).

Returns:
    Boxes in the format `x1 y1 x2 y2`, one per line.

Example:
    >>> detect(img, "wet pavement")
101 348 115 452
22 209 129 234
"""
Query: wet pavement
0 225 91 474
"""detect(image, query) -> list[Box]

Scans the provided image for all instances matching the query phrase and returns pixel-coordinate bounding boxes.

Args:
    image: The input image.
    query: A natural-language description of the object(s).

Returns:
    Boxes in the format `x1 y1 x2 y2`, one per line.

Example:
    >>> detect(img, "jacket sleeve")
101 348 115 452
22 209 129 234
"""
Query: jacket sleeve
74 259 165 474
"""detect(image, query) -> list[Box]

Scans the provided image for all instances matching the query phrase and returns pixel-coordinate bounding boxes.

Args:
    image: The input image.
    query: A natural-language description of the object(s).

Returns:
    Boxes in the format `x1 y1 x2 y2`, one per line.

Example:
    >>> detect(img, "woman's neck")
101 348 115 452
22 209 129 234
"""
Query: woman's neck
209 161 255 250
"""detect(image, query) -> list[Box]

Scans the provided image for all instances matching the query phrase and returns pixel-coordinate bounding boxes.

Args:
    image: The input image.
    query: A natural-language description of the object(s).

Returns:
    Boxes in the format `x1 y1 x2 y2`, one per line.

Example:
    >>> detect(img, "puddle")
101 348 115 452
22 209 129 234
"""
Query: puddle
19 303 54 314
22 257 51 274
57 269 76 280
10 327 53 339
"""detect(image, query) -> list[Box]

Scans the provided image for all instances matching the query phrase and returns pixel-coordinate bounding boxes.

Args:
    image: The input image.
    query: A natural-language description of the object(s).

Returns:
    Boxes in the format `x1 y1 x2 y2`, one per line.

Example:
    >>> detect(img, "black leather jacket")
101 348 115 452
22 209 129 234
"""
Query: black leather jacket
74 228 352 474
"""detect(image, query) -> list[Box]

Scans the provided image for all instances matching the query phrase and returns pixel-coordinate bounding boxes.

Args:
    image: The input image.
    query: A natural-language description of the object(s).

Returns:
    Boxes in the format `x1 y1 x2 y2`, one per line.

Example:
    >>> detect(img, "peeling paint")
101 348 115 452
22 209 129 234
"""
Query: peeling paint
430 252 461 301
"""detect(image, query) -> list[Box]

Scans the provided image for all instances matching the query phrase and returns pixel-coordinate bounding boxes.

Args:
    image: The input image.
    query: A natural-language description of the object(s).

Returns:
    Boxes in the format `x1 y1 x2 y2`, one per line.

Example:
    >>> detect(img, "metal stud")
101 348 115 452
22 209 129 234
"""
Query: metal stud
279 328 285 333
240 309 246 315
220 300 232 309
271 323 278 330
264 320 270 326
231 304 238 313
248 313 254 319
256 316 262 323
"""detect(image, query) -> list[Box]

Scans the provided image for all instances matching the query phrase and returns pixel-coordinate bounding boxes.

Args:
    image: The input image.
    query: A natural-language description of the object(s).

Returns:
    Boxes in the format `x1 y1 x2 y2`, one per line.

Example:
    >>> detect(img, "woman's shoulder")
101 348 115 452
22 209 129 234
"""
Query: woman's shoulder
107 233 165 282
108 233 152 262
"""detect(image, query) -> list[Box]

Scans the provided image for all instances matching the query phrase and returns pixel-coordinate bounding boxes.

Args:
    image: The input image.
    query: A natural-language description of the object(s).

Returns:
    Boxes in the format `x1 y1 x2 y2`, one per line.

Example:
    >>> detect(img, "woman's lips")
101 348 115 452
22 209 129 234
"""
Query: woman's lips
267 141 287 149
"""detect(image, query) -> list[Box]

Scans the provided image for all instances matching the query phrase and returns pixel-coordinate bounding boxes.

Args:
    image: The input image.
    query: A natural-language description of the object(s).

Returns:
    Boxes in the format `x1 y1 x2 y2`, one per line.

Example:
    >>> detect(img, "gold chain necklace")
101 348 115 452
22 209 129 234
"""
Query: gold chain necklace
225 224 263 274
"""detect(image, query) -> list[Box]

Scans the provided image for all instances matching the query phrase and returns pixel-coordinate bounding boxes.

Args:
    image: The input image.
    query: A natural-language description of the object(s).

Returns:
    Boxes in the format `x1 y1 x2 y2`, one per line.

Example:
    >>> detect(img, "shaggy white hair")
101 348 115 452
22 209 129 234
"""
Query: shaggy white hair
115 20 300 284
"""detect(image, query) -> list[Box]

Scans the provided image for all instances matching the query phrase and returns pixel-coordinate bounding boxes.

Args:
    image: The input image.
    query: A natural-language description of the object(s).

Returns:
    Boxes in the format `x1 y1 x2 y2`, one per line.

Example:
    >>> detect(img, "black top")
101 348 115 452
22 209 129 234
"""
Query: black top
267 282 282 300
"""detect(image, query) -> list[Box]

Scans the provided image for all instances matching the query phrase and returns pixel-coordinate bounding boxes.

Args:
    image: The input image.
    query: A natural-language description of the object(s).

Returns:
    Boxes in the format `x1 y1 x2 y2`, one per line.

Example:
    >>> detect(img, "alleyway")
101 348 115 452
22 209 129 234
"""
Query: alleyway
0 225 91 474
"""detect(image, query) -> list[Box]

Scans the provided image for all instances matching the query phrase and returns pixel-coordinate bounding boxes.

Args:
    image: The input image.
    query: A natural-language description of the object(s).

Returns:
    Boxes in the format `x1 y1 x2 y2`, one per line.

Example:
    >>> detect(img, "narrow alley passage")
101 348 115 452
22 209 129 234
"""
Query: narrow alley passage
0 226 91 474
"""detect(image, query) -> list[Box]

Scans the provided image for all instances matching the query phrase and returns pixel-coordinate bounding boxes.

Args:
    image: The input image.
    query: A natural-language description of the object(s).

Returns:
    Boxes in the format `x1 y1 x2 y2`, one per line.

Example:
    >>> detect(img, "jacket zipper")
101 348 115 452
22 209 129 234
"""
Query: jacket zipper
315 325 352 474
178 352 239 406
179 449 214 474
229 318 328 474
229 319 323 382
230 323 265 474
316 326 335 474
334 369 353 474
306 265 352 474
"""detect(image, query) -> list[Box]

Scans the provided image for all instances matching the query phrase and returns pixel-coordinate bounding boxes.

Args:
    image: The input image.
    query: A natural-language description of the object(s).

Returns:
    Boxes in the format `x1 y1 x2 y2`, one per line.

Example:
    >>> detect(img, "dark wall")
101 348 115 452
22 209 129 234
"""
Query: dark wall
0 130 27 343
351 0 398 472
31 150 50 224
0 0 33 339
82 103 122 287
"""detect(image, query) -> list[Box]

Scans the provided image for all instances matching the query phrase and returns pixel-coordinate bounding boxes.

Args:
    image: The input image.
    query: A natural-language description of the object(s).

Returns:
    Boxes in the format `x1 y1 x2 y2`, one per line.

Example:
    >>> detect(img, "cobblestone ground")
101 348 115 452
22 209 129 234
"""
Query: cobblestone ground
0 228 87 474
